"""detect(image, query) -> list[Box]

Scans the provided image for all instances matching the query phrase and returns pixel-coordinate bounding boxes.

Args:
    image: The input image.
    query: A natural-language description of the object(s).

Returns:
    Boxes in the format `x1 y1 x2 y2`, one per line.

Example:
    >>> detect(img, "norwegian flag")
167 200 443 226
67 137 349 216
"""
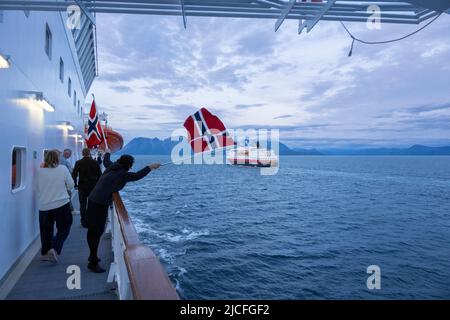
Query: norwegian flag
85 100 105 149
184 108 235 153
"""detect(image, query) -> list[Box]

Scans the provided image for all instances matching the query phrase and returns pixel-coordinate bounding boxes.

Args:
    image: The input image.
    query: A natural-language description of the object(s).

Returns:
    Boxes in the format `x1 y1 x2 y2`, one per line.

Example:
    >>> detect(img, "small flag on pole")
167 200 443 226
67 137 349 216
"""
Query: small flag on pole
184 107 234 153
85 99 105 149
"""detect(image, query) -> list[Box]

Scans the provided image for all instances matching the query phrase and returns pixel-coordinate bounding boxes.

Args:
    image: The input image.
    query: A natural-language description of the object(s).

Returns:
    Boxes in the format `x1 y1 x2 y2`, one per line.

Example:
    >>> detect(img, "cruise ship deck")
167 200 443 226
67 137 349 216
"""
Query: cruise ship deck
7 215 117 300
2 194 179 300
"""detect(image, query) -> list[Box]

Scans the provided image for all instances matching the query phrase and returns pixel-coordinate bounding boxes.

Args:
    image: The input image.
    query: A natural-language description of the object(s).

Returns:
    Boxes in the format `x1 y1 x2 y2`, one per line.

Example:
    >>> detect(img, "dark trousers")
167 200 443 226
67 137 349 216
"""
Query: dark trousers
68 190 74 212
86 199 109 264
78 188 92 227
39 202 73 256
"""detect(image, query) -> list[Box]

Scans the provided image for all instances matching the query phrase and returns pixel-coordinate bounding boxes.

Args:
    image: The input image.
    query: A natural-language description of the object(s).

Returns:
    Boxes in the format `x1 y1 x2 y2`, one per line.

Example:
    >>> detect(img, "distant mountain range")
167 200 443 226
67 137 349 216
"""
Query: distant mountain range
118 137 321 155
321 145 450 156
117 137 177 155
281 144 322 155
118 138 450 156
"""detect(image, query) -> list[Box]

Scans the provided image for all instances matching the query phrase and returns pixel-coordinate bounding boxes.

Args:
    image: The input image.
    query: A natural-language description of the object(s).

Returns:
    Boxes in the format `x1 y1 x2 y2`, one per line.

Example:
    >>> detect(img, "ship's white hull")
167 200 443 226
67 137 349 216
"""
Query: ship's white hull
0 9 86 284
227 147 279 167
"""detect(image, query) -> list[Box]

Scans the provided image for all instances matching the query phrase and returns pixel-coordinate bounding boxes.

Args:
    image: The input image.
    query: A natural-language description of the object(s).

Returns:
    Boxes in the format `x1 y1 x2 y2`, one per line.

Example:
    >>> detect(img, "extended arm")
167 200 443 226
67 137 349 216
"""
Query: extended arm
103 153 113 169
124 163 161 182
125 167 151 182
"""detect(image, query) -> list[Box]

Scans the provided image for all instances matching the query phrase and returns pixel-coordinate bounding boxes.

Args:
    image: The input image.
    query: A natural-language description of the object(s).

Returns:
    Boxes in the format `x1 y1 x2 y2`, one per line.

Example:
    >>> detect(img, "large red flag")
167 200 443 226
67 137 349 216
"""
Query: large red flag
184 107 235 153
85 100 105 149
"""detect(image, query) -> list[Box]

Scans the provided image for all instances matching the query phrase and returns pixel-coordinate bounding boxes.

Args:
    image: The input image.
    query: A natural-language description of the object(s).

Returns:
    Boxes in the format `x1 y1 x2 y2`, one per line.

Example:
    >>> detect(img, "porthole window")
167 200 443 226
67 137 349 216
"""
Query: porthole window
12 147 26 191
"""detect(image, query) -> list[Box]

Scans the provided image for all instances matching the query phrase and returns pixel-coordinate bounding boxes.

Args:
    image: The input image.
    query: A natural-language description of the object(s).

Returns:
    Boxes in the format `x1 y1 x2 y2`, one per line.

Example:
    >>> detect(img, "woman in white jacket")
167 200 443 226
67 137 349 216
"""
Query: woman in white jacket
36 150 75 263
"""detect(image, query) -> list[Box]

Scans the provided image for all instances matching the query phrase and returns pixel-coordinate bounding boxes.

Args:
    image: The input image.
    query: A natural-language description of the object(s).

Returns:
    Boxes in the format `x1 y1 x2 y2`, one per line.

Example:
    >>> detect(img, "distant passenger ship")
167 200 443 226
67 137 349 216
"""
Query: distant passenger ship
227 145 278 168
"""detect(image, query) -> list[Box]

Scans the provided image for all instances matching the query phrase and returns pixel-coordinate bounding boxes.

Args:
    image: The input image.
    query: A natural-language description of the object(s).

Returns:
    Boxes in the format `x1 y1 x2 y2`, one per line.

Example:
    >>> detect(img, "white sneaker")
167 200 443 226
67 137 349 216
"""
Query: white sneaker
48 249 58 264
40 254 49 261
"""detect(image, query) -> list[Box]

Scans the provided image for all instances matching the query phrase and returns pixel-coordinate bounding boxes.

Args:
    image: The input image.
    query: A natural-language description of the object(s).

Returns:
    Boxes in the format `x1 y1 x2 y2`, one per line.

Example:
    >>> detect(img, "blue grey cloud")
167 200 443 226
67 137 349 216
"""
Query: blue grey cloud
274 115 293 119
89 14 450 147
407 103 450 114
110 85 133 93
234 103 265 109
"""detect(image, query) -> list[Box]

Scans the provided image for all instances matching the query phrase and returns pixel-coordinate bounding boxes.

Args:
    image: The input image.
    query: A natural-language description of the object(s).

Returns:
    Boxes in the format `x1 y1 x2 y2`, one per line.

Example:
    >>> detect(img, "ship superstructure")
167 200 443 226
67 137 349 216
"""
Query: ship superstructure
227 146 278 167
0 7 95 286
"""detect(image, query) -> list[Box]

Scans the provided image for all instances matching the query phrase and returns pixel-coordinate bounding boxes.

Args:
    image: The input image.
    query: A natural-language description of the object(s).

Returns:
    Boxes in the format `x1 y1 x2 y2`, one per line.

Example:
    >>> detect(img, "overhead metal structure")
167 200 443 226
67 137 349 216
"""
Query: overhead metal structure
0 1 448 30
1 0 447 90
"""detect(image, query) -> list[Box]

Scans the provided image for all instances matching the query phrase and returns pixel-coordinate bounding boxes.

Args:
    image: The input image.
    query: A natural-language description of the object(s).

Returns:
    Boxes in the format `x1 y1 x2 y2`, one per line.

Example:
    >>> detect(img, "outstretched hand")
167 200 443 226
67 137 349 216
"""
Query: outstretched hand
149 163 161 170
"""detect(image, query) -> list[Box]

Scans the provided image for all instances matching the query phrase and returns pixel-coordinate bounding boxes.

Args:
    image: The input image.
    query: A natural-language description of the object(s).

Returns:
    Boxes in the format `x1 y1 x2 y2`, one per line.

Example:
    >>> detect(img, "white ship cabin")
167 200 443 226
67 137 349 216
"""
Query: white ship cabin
0 6 179 300
0 8 90 290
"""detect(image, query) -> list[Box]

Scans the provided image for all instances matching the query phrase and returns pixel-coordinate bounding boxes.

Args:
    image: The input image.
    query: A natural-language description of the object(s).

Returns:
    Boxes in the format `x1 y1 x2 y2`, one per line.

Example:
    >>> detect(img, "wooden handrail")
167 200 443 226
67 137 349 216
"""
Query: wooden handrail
112 192 140 246
112 192 180 300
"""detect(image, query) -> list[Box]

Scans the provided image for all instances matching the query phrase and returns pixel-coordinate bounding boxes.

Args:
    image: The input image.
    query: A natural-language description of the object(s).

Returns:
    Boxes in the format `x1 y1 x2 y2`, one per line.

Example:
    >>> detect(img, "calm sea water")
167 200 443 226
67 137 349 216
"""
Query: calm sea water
119 156 450 299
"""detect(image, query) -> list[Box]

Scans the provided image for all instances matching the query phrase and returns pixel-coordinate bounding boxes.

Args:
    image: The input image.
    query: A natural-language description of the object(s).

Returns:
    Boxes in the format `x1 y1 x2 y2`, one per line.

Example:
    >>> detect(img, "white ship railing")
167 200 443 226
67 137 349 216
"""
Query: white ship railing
108 192 179 300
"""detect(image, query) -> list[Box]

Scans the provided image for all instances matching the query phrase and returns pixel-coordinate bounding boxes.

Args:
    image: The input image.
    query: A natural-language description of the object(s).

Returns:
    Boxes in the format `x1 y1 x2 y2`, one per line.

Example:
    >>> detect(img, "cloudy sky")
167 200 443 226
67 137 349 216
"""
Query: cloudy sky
88 13 450 149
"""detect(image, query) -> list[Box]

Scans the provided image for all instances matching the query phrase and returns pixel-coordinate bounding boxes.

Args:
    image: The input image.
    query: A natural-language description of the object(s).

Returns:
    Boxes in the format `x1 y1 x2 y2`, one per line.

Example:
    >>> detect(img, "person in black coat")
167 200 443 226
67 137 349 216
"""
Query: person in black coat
96 152 102 167
86 155 161 273
102 151 113 169
72 148 102 228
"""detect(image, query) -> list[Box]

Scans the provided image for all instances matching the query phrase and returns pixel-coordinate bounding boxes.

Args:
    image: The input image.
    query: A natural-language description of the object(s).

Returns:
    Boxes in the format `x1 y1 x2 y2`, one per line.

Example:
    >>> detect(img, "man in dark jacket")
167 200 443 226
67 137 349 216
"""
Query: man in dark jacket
86 155 160 273
72 148 102 228
102 151 113 169
96 152 102 167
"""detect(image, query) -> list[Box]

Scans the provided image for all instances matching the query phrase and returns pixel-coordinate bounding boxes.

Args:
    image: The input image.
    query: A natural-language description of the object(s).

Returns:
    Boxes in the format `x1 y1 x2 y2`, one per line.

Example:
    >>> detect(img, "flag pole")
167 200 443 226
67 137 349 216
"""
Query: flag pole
92 93 110 151
103 115 110 151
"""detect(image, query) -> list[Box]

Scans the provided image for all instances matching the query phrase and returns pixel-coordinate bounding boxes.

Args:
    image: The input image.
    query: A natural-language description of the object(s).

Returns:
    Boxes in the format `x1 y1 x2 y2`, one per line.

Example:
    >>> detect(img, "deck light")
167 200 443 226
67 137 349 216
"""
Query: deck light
57 121 74 131
35 93 56 112
0 53 10 69
14 91 55 112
